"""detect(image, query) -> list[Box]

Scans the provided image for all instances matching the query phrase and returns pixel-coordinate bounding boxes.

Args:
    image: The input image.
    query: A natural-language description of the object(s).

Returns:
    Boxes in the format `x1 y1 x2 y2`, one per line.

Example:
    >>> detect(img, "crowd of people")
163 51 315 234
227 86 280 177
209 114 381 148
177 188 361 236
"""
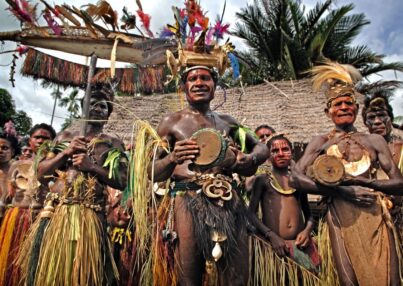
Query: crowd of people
0 62 402 286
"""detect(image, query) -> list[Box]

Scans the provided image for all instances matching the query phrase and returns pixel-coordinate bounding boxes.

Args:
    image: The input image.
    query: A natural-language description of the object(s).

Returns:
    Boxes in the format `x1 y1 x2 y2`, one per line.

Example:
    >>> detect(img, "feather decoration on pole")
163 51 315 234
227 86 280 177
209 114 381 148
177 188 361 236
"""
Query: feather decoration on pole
84 0 118 31
0 44 28 55
39 0 60 17
136 0 153 38
120 6 136 30
213 1 229 42
227 52 240 79
43 9 62 35
40 0 71 30
5 0 37 24
55 5 81 26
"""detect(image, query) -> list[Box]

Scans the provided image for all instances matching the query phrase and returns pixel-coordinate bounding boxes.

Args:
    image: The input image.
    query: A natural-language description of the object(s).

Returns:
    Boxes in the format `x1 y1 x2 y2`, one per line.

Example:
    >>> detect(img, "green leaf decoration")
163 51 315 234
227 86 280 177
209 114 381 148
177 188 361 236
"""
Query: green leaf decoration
103 148 127 183
232 124 258 153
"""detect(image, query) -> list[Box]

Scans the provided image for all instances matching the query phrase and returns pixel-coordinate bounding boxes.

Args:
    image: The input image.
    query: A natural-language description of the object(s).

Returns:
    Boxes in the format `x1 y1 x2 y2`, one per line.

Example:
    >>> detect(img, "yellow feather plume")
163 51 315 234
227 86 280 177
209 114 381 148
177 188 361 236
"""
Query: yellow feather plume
311 61 362 92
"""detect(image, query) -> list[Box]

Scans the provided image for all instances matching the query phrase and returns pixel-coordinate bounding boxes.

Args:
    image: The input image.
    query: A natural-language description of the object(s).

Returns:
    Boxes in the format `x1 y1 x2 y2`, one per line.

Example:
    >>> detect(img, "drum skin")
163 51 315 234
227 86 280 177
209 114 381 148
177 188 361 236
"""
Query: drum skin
192 128 227 168
312 155 345 186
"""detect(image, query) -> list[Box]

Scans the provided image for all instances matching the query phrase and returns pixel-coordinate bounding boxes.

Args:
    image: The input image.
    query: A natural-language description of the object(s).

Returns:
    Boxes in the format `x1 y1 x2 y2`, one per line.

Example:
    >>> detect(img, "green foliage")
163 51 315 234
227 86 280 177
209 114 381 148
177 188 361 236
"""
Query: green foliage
0 88 16 125
394 116 403 126
233 124 258 153
12 110 32 135
103 148 127 183
48 86 82 130
233 0 403 86
0 88 32 136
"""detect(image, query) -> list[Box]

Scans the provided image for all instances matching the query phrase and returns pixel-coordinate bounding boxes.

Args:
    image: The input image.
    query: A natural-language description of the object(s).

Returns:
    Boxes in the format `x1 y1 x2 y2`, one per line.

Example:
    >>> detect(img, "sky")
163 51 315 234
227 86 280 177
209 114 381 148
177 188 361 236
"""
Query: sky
0 0 402 132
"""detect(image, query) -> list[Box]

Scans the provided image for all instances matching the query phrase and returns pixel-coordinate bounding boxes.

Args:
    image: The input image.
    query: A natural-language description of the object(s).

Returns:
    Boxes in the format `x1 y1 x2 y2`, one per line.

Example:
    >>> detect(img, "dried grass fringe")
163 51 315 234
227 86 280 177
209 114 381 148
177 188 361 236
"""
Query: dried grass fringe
32 203 117 286
249 235 320 286
21 48 136 93
152 196 178 286
0 208 20 285
17 173 118 286
317 219 340 286
15 211 46 284
129 120 168 286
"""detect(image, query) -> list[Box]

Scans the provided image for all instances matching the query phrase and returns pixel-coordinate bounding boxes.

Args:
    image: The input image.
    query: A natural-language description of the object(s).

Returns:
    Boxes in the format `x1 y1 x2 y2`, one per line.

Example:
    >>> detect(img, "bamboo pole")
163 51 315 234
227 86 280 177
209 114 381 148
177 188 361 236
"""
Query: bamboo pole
80 54 97 136
50 85 59 127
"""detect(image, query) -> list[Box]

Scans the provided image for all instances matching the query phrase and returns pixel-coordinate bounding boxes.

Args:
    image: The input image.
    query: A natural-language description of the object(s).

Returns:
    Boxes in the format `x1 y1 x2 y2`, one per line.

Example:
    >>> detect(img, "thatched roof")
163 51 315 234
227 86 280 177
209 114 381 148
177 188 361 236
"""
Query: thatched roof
103 79 372 143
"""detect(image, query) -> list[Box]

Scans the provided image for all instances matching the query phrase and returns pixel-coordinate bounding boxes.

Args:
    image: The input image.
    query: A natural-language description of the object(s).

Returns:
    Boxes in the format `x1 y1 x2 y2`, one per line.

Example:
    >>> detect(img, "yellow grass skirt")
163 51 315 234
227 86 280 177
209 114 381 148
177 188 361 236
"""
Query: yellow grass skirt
22 203 118 286
249 235 320 286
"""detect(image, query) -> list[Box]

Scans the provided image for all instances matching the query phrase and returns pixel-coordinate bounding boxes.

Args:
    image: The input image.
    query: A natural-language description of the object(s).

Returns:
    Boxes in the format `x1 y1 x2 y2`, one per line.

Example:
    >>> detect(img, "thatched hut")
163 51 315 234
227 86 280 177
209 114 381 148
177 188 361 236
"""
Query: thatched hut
103 79 370 143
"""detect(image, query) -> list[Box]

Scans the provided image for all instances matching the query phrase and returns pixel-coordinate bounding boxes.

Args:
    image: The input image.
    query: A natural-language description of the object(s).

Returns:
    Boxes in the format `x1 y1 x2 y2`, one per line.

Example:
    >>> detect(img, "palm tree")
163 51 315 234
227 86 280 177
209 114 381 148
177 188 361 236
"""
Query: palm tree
58 88 81 130
233 0 403 83
50 86 62 126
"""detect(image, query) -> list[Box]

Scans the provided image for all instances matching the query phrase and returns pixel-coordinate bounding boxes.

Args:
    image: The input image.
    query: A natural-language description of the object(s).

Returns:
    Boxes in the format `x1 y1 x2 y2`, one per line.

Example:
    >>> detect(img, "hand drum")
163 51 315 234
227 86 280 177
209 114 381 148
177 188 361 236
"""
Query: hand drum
192 128 227 169
310 155 345 186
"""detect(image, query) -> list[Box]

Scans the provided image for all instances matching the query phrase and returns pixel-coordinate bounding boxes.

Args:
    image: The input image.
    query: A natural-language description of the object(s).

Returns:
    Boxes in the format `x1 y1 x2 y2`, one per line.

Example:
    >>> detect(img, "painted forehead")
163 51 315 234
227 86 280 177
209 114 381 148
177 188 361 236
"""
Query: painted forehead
270 138 291 149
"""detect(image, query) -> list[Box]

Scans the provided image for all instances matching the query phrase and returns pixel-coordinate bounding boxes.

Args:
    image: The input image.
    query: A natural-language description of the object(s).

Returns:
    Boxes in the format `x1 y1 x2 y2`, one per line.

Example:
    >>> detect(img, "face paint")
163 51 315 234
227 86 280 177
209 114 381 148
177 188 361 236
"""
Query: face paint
270 139 292 168
29 129 52 153
365 109 392 137
185 69 215 104
0 138 13 164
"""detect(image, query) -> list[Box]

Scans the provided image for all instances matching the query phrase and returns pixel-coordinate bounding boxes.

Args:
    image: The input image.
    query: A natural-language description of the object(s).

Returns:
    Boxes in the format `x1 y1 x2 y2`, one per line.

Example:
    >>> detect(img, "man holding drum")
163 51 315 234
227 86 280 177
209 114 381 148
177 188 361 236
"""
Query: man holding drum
291 62 403 286
152 65 268 285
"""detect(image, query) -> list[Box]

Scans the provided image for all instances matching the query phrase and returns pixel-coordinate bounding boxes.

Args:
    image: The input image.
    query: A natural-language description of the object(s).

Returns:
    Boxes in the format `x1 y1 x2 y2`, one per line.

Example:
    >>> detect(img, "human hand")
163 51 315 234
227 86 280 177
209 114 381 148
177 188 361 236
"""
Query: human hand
340 175 372 186
72 153 93 172
265 231 289 257
169 139 199 165
340 185 377 207
295 229 311 249
63 136 87 156
226 145 253 170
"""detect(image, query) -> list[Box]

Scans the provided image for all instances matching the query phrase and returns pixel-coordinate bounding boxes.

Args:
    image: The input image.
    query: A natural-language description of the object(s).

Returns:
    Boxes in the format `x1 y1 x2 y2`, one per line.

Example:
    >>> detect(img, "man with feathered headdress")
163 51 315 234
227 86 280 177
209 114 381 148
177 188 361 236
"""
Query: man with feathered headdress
150 3 268 285
291 61 403 285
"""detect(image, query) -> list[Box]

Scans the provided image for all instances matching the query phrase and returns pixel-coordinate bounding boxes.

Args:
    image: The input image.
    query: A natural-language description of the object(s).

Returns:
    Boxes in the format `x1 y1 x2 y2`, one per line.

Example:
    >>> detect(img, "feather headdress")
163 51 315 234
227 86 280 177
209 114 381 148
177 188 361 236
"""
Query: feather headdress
311 61 362 105
163 0 239 83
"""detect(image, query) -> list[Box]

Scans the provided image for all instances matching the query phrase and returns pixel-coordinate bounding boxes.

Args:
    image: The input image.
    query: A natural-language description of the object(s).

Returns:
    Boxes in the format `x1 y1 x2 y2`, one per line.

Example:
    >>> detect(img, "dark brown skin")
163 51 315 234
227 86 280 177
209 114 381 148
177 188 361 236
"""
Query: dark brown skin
364 105 403 244
291 95 403 285
249 138 313 257
29 128 53 154
152 68 268 285
37 97 127 202
0 138 14 217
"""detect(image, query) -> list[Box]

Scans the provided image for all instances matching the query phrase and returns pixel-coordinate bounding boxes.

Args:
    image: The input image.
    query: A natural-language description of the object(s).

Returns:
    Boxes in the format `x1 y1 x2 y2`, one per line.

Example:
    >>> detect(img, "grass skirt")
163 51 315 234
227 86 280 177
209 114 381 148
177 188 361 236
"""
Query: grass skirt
0 207 31 286
249 235 320 286
18 203 118 286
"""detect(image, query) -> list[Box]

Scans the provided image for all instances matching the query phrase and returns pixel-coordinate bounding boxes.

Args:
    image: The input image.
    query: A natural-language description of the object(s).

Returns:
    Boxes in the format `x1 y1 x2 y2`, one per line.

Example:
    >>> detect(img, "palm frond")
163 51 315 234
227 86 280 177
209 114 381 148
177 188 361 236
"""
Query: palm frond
301 0 333 44
356 80 402 97
360 62 403 77
308 5 353 62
